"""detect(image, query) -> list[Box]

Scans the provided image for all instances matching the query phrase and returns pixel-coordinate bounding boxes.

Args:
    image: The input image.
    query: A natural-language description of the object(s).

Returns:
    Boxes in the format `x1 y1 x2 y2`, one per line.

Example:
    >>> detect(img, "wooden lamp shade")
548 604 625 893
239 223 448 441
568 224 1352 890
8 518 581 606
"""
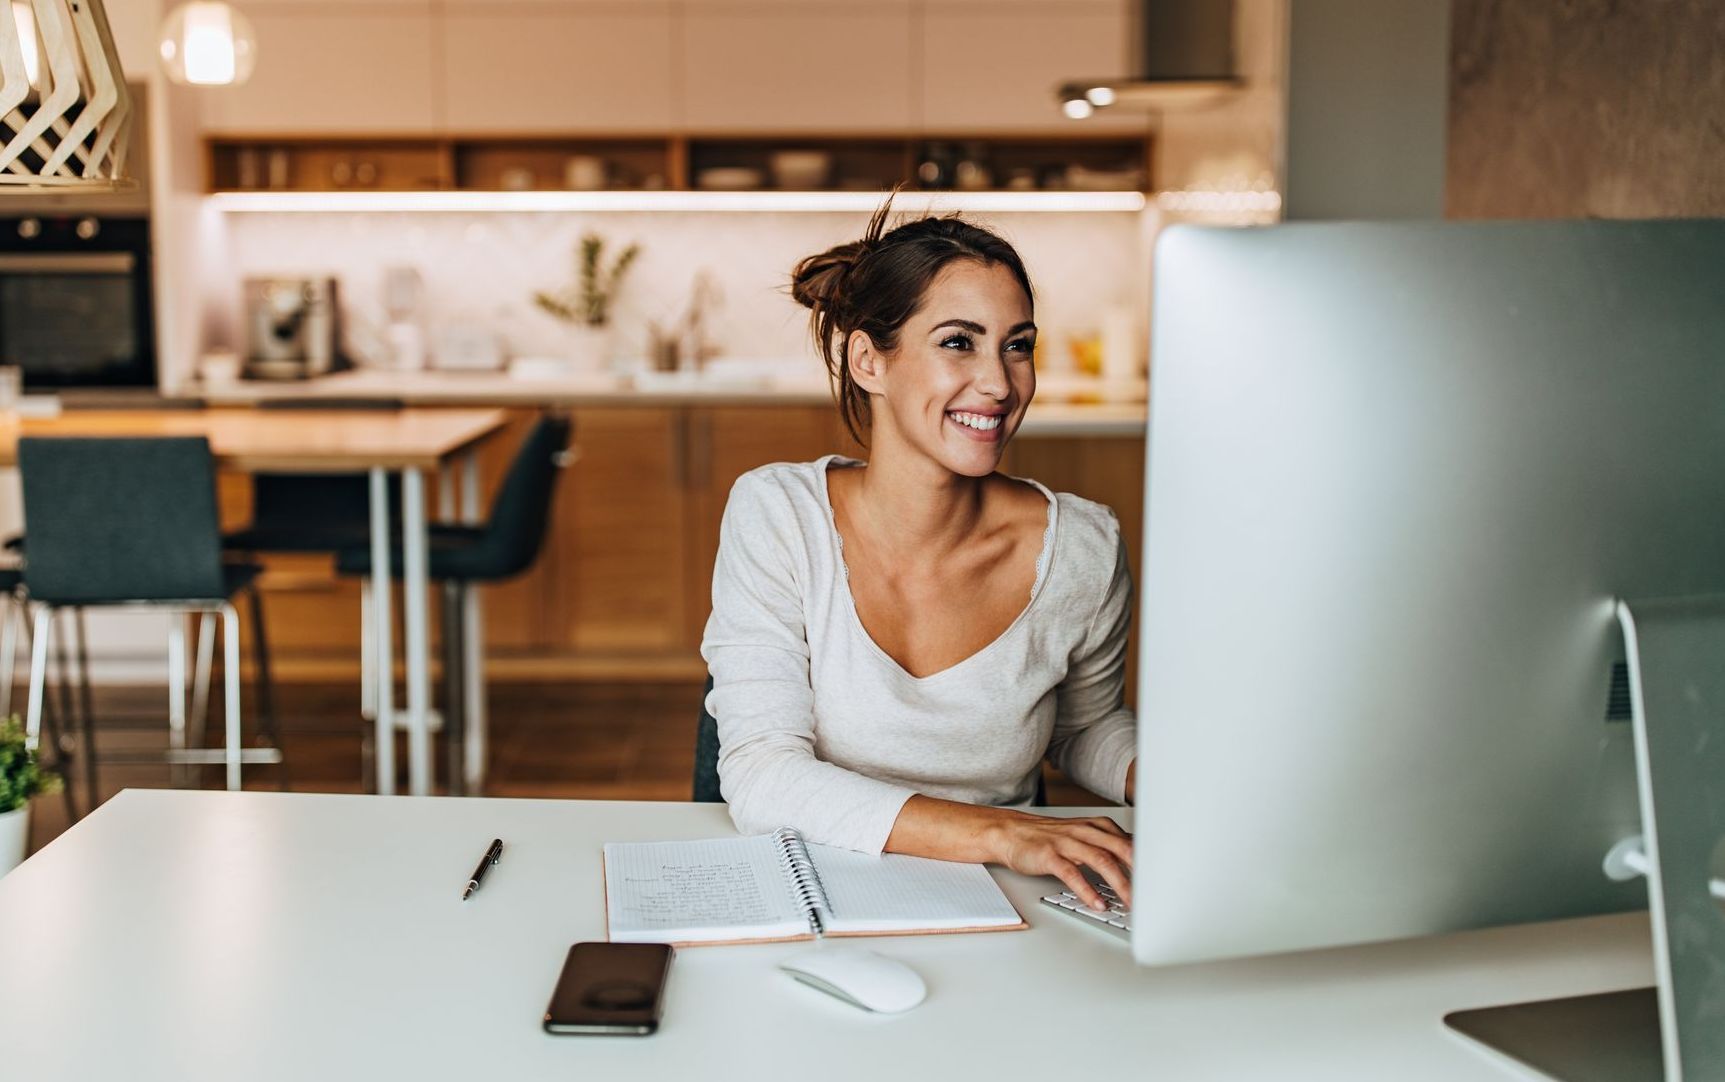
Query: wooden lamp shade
0 0 131 188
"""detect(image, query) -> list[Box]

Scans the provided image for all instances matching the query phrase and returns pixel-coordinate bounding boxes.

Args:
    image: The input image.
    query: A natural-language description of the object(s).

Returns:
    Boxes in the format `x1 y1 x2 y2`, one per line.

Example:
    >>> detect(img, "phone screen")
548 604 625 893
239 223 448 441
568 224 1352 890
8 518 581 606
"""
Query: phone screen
543 942 674 1035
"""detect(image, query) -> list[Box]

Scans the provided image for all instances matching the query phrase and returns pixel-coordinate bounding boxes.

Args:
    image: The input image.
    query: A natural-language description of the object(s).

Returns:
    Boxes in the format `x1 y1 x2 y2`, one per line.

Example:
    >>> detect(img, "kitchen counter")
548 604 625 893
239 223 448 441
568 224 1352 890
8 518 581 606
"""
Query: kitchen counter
191 368 1148 437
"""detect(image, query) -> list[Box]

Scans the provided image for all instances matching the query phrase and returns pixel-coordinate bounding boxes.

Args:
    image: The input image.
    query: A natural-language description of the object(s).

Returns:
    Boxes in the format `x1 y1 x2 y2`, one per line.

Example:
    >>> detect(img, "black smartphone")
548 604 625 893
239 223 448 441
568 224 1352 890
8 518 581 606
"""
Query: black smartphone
542 942 674 1035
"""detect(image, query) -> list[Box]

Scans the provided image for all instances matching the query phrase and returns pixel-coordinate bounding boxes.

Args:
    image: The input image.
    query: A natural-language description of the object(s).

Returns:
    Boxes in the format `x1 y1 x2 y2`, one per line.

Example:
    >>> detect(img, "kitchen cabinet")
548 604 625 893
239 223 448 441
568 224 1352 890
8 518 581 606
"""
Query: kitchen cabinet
919 1 1144 132
680 3 915 132
438 3 677 133
550 408 691 656
202 3 439 134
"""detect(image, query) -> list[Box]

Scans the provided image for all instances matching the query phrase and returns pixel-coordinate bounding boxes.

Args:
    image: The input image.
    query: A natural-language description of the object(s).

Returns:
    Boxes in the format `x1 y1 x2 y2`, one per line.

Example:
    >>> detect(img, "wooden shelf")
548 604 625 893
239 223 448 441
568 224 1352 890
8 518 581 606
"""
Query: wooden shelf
206 133 1152 195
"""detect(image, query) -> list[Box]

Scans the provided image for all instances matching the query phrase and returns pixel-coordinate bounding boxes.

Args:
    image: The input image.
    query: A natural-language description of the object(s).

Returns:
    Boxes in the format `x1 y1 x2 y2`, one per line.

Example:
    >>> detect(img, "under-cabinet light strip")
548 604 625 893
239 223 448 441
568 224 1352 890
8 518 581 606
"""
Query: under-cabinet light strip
207 189 1148 214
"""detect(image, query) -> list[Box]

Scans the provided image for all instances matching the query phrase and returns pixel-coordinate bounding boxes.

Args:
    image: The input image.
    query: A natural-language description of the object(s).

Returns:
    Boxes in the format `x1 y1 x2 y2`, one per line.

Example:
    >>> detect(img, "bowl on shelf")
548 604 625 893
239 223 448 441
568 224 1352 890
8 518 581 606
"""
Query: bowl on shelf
768 150 833 190
695 167 766 191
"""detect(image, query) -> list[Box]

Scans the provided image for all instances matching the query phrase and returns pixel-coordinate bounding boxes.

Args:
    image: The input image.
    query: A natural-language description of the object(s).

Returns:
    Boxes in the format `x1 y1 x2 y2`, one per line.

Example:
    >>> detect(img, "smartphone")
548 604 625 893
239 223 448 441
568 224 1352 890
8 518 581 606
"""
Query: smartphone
542 942 674 1035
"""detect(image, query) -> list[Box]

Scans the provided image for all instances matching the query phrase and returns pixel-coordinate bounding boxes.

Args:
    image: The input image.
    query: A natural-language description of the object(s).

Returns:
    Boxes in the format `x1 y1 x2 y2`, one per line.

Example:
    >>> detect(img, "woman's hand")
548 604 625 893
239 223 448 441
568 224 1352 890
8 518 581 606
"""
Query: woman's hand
985 813 1133 911
885 795 1133 912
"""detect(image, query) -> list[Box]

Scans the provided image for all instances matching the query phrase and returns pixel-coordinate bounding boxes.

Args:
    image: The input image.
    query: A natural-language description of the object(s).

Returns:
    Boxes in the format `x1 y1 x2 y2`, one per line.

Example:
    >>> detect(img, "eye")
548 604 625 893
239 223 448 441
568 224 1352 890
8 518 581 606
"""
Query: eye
1005 337 1034 355
940 334 974 351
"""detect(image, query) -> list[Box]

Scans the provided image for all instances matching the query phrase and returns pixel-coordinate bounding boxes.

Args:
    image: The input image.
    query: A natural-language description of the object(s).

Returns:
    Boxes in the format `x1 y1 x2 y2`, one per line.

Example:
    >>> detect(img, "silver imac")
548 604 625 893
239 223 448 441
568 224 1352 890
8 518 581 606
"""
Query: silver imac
1132 220 1725 1078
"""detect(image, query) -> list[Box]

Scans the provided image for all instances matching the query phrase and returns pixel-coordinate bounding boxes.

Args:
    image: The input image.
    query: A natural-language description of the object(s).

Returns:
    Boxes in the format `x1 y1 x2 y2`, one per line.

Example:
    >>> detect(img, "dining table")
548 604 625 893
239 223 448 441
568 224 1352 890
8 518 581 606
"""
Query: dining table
0 406 512 797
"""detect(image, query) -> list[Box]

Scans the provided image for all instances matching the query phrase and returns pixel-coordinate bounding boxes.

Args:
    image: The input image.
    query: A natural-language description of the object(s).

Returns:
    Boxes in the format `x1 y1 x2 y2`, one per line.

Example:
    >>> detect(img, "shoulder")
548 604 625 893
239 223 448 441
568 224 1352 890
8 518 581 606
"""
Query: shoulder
1046 489 1128 597
727 455 834 510
722 458 844 543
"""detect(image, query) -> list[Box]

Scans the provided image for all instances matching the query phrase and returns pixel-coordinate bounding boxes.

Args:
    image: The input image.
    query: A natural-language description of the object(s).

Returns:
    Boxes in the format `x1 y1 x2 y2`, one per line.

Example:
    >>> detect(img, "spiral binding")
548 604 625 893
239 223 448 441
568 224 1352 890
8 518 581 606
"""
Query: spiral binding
773 827 831 936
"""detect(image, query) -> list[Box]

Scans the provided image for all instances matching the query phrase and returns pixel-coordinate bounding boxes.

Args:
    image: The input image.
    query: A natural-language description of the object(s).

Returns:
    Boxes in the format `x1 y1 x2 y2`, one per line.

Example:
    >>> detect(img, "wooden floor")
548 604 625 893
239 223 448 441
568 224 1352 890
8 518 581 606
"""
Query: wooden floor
24 681 1104 854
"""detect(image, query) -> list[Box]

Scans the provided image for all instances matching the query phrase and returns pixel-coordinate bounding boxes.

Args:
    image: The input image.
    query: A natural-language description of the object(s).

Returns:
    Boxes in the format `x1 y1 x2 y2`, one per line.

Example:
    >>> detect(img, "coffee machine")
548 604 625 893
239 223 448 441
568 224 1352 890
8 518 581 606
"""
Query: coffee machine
244 277 341 379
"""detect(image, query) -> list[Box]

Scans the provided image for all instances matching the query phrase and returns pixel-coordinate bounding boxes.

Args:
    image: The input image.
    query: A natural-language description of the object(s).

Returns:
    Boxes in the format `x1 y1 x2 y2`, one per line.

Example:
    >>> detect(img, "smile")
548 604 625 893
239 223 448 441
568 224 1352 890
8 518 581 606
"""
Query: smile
948 410 1002 432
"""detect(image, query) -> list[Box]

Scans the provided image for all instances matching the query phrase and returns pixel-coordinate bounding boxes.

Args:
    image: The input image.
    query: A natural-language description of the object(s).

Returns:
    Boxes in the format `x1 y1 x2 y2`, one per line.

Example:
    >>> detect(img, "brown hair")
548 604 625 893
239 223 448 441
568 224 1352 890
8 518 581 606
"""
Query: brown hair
790 196 1035 445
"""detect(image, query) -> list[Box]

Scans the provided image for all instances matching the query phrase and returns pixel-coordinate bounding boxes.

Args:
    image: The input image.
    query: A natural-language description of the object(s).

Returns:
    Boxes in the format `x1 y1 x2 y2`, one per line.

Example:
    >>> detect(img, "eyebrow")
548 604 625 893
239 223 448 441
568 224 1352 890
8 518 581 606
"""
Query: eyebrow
931 319 1038 336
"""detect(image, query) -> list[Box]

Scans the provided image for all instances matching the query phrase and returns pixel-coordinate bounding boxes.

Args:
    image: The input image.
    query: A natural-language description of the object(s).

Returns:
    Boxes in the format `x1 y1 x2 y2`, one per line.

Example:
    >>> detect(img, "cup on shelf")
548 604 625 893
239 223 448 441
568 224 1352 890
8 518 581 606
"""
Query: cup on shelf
199 351 242 385
500 167 536 191
768 150 832 190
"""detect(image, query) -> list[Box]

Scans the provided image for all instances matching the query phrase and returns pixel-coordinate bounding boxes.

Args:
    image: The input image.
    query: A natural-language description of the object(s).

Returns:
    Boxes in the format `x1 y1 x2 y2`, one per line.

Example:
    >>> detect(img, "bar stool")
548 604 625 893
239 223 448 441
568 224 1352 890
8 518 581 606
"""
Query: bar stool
16 436 283 802
334 413 572 794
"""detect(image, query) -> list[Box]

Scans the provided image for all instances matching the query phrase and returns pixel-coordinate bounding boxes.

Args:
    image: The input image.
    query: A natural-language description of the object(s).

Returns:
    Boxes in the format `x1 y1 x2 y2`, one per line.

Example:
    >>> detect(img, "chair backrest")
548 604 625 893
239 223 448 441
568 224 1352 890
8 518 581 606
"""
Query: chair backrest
472 413 573 580
19 436 228 604
694 674 723 802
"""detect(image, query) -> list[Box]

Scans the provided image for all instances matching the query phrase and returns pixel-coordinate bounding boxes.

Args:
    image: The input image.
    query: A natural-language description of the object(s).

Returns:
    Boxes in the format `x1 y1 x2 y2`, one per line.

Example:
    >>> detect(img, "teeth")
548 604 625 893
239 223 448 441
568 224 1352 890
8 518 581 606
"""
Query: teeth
950 411 1002 431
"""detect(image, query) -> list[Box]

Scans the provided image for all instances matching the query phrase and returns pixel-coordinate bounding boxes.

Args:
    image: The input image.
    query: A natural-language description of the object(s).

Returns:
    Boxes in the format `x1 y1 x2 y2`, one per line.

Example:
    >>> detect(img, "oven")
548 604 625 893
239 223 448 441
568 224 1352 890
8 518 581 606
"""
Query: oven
0 215 155 390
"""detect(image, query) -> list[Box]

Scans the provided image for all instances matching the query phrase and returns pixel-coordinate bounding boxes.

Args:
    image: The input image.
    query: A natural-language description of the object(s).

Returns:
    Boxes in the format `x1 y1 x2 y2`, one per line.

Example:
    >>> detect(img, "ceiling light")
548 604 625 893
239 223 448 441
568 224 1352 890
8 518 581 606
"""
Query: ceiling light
0 0 134 189
158 2 257 87
1085 86 1117 108
1062 97 1094 121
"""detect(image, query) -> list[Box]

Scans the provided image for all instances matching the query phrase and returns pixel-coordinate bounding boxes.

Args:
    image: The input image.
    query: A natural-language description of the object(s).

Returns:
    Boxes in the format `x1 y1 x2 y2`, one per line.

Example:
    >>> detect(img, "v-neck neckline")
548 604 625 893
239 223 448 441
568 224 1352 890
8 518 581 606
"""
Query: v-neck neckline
816 454 1059 684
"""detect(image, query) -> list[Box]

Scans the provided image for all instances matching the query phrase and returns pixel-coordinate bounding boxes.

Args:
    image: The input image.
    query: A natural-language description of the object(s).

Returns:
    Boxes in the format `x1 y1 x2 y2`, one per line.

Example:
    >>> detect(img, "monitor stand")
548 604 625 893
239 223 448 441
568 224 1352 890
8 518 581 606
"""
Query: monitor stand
1445 987 1661 1081
1443 597 1725 1082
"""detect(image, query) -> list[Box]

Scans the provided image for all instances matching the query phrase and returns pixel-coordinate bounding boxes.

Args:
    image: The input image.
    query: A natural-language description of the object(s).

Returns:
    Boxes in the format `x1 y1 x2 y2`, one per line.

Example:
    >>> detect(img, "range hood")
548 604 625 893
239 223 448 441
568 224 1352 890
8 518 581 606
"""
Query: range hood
1057 0 1242 117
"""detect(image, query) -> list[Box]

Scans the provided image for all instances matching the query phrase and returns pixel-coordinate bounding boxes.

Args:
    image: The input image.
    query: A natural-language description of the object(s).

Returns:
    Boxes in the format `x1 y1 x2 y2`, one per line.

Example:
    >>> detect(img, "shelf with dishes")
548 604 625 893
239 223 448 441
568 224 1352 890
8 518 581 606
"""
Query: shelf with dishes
205 132 1151 197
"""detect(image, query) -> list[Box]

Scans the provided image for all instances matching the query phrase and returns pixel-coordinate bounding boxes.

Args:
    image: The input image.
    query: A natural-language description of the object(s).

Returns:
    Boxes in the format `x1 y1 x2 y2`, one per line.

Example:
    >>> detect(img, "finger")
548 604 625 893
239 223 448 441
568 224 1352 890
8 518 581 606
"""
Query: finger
1053 861 1107 911
1073 823 1135 870
1066 843 1132 908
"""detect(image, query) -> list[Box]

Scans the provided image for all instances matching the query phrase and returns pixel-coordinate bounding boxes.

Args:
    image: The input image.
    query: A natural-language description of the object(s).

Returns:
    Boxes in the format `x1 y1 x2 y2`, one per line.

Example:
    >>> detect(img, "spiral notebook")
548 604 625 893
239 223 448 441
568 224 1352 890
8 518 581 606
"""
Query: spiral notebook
602 829 1028 946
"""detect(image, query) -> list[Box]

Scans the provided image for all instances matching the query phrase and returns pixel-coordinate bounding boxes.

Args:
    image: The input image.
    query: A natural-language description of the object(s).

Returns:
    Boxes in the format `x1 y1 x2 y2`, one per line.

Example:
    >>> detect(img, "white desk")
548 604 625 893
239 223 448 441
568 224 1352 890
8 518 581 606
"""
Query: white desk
0 791 1654 1081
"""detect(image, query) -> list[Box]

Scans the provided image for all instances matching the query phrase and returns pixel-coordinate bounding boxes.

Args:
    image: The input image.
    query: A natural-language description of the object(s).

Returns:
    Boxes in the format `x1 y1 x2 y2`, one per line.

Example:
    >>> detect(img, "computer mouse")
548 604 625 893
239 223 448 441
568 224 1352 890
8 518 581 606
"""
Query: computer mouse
779 946 927 1014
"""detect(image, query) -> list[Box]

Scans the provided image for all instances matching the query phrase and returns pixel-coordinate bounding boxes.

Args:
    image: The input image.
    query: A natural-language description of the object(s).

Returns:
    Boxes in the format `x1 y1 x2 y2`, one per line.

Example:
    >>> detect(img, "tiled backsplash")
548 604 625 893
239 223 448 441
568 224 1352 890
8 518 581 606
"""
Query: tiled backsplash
218 209 1152 373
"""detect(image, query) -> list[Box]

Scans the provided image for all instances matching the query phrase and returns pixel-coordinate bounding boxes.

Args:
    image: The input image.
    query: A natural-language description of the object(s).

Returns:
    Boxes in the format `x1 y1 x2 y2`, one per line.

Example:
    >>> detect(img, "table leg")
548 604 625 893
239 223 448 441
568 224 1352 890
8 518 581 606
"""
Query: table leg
402 468 432 797
368 468 395 796
460 452 487 795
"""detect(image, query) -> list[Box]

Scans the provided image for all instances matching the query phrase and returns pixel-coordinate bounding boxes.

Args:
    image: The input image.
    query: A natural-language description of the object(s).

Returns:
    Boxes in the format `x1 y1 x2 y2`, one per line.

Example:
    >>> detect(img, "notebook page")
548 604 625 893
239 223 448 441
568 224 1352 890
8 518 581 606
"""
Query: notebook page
806 843 1023 934
603 836 811 944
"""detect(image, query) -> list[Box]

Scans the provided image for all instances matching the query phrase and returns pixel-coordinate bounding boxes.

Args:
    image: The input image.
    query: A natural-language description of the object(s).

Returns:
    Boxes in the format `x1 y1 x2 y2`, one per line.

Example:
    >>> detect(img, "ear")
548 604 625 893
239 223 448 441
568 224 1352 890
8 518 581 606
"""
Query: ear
847 330 887 395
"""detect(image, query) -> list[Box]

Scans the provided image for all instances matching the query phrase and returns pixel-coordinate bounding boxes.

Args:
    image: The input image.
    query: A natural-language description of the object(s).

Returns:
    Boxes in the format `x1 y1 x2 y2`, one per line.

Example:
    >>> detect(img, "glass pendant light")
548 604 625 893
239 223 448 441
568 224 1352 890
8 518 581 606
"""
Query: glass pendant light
158 1 256 87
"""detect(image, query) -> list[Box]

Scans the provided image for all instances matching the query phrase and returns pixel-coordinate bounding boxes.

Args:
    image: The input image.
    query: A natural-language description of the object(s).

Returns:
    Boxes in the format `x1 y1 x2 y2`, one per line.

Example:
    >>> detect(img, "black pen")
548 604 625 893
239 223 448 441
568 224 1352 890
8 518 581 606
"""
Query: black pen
462 838 504 900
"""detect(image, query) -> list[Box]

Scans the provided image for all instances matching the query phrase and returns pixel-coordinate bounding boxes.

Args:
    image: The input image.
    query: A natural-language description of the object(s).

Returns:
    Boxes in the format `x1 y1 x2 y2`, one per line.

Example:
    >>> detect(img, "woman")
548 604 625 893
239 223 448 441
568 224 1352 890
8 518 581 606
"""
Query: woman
702 200 1136 911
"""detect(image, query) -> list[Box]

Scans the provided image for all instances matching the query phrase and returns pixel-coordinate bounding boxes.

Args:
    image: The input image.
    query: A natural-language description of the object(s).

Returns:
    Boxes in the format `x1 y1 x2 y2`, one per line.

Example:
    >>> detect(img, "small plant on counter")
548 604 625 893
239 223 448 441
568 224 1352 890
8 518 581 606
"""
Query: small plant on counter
534 232 641 328
0 717 60 814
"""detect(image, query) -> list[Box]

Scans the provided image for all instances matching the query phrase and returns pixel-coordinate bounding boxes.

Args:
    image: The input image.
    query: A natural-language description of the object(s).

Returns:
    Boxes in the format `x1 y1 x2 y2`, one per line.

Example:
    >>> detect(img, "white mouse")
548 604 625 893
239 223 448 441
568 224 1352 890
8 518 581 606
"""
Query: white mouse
779 946 927 1014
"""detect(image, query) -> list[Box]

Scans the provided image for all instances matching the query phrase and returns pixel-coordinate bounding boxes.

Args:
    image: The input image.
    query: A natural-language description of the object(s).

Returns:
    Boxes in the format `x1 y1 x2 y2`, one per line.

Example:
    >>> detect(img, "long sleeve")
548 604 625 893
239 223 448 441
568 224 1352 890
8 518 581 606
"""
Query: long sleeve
1046 525 1138 803
701 473 916 854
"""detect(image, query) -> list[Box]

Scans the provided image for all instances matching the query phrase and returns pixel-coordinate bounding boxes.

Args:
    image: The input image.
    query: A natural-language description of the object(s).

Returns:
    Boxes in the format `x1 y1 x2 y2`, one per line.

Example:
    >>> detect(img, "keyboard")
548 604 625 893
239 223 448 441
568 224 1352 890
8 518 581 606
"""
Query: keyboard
1039 873 1131 939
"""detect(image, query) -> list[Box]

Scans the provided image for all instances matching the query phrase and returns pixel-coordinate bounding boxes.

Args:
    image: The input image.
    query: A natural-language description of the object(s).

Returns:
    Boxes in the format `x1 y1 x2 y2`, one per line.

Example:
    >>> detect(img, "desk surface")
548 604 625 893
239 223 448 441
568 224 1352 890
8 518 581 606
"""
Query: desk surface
0 407 510 471
0 790 1652 1081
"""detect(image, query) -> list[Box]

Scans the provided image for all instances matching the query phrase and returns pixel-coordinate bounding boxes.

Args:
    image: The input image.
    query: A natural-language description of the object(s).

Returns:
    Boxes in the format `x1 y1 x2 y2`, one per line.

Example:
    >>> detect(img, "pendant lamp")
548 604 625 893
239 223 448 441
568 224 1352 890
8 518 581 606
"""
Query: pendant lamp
0 0 132 188
158 2 255 87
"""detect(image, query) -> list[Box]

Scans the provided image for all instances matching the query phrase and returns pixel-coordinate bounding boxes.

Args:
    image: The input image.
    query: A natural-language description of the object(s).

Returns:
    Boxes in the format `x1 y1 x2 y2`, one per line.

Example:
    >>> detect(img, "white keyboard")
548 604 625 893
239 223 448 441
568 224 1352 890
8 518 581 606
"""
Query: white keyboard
1039 874 1131 939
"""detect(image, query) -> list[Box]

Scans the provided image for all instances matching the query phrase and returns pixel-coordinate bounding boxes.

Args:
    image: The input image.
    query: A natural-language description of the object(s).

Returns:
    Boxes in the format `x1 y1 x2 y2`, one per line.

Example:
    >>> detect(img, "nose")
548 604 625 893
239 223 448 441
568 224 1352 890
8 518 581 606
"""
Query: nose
974 352 1010 400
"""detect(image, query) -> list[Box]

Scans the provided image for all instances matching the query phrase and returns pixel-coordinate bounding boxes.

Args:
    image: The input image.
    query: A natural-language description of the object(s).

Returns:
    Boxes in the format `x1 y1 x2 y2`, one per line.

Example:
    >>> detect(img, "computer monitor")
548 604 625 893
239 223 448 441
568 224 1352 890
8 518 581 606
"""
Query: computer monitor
1132 219 1725 969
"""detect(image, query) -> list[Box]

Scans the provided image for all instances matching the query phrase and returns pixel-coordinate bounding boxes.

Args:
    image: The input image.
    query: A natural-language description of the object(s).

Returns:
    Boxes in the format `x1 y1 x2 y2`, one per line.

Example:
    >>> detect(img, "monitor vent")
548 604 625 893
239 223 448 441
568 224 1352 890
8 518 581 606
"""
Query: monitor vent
1606 662 1633 722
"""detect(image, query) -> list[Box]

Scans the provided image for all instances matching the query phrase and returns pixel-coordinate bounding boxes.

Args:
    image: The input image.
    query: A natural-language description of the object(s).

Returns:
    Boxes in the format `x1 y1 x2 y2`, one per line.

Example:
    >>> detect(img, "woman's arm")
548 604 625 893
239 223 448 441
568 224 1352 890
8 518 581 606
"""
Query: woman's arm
1047 527 1138 802
705 473 918 853
885 796 1134 911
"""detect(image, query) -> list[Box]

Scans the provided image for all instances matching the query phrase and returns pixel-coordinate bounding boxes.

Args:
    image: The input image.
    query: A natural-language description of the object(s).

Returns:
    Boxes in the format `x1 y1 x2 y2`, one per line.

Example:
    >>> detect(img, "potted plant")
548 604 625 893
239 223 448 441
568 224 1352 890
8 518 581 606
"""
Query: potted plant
534 232 641 371
0 718 61 876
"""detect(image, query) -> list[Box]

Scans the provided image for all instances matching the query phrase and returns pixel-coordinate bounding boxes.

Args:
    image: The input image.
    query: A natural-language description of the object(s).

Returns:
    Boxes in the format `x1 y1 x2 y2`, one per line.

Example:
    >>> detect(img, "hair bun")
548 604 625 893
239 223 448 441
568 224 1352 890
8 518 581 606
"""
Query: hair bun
790 239 870 314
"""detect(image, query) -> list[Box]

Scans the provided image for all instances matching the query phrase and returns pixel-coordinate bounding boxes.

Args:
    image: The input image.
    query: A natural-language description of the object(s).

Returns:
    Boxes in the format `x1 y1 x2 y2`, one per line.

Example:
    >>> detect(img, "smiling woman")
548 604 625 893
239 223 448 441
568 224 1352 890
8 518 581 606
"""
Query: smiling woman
701 197 1139 913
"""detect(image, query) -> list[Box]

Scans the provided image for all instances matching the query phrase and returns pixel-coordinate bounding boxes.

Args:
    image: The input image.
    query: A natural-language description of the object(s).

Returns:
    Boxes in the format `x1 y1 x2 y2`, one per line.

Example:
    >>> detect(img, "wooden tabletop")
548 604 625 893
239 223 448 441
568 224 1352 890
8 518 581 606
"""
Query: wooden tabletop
0 407 511 472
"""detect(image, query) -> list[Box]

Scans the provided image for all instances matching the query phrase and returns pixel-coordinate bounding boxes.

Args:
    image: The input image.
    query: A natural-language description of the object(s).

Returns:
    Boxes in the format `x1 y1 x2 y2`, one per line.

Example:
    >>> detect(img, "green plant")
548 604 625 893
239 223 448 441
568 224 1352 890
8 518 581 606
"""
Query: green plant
0 717 61 814
534 232 641 328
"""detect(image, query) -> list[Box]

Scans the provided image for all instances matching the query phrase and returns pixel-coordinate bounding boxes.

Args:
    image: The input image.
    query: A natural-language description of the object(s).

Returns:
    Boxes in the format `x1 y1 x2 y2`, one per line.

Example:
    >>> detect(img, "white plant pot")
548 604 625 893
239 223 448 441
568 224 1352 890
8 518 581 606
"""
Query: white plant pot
564 323 615 372
0 804 29 877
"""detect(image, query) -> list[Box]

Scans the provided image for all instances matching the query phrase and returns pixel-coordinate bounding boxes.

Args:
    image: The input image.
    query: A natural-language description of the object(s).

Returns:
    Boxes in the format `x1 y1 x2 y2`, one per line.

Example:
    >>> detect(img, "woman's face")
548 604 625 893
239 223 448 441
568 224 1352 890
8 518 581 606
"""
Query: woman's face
861 259 1036 478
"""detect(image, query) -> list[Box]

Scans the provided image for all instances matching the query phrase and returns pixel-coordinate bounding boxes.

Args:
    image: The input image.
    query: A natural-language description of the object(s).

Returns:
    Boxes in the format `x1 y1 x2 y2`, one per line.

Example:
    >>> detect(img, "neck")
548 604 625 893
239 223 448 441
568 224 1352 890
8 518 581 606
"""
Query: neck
849 427 989 558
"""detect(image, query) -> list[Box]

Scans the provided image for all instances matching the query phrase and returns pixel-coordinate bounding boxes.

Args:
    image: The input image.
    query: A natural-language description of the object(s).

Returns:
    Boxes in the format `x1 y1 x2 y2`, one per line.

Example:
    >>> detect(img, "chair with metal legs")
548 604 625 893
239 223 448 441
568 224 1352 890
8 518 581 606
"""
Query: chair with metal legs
335 413 573 794
17 436 283 798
